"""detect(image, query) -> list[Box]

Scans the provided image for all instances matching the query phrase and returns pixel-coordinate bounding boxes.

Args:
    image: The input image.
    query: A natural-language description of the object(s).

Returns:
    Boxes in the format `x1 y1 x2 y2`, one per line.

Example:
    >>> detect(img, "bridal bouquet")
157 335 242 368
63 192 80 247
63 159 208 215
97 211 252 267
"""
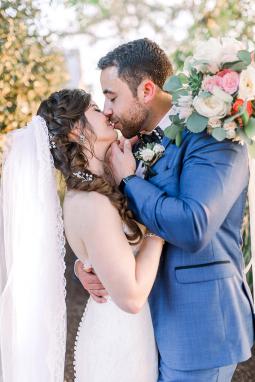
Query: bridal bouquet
164 37 255 157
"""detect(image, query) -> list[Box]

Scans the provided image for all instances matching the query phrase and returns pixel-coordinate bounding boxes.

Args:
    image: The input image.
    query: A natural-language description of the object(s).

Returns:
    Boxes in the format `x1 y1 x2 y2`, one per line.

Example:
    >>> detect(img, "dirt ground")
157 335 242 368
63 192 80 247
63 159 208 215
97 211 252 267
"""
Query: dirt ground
64 244 255 382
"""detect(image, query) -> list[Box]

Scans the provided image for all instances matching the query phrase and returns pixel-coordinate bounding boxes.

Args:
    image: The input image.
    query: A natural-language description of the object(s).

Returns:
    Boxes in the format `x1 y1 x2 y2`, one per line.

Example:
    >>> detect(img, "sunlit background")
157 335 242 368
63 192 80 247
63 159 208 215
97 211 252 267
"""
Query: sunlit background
0 0 254 290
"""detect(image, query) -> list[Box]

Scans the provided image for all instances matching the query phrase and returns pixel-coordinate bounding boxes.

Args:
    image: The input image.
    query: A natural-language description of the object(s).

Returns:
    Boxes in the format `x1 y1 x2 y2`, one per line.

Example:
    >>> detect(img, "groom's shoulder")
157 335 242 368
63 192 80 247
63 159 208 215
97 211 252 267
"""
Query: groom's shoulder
181 128 248 159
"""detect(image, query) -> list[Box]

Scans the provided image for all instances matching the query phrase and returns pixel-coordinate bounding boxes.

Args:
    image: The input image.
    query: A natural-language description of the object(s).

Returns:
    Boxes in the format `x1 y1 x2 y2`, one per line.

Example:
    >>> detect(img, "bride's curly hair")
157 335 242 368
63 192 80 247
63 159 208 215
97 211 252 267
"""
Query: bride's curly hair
37 88 143 244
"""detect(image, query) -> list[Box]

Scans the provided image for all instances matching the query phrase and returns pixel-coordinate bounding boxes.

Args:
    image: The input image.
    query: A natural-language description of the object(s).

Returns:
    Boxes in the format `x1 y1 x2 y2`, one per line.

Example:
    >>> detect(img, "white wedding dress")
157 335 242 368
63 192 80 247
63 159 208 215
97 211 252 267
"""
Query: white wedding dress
73 248 158 381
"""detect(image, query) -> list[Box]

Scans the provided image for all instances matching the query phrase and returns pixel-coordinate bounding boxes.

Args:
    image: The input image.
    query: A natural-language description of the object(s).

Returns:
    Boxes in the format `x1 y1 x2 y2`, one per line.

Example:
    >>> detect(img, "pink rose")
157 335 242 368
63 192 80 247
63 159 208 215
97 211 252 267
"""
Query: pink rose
217 69 232 77
202 75 223 93
222 71 239 94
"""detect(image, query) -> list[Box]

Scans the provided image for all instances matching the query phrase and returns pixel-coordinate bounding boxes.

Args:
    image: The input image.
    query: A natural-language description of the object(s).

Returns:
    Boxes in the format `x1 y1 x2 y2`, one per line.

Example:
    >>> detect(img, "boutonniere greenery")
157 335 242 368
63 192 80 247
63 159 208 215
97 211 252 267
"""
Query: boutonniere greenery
134 143 165 177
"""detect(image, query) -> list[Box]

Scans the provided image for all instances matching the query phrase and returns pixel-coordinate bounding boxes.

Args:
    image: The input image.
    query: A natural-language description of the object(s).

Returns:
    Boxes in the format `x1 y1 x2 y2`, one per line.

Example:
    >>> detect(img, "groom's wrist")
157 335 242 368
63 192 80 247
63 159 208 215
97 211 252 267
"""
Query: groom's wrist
119 174 136 193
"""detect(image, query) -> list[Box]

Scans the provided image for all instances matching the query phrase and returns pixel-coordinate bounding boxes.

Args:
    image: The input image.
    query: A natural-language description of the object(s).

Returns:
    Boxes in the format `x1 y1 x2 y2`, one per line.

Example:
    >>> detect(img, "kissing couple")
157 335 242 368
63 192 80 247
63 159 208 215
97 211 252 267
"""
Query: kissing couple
0 38 254 382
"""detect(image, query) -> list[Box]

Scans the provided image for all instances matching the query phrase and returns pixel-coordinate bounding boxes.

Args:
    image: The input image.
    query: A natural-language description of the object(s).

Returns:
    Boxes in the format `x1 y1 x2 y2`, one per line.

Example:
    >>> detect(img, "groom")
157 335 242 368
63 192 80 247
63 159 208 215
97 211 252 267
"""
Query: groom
75 38 254 381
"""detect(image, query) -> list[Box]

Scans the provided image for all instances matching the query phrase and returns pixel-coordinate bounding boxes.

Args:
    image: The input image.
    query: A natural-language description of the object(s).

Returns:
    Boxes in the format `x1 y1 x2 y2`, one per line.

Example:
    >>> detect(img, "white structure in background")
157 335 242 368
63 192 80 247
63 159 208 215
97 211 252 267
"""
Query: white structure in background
64 49 83 89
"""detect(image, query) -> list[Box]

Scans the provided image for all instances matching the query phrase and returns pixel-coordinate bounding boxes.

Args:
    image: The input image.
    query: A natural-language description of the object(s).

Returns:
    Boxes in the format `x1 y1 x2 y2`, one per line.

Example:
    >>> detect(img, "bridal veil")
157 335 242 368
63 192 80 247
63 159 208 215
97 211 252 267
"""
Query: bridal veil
0 116 66 381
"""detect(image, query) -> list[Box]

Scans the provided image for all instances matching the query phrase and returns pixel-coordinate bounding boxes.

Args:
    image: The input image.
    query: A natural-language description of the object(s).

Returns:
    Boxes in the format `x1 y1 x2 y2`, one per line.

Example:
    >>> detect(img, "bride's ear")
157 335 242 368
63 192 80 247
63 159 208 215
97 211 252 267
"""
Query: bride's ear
137 79 156 104
68 122 84 143
68 128 79 143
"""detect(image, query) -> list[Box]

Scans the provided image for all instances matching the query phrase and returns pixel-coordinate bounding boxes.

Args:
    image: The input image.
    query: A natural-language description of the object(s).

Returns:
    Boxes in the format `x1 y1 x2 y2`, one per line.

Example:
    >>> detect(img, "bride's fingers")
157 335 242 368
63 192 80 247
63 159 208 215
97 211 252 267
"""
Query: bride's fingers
89 289 108 297
82 273 103 285
90 293 107 303
88 283 105 290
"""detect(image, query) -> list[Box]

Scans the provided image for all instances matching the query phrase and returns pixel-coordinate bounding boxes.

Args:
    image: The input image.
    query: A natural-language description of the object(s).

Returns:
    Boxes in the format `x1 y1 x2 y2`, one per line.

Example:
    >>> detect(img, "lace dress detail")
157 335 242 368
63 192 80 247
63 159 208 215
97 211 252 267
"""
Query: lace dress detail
73 243 158 381
38 116 67 381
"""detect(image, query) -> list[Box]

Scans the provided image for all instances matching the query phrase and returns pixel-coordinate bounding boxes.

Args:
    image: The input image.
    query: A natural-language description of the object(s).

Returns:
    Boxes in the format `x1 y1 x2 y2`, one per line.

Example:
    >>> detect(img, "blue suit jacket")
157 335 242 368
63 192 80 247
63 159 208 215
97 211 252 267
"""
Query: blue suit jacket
125 130 254 370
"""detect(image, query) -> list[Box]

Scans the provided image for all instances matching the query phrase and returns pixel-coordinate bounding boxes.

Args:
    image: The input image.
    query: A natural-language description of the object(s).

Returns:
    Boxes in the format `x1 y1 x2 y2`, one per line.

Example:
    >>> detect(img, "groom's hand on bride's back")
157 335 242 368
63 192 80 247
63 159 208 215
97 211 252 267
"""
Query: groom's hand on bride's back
75 260 108 303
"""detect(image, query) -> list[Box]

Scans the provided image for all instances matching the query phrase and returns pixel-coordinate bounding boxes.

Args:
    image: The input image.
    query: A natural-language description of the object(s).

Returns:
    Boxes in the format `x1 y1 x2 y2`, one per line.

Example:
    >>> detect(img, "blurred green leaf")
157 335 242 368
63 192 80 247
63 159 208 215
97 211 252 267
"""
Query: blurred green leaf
244 117 255 139
238 50 251 65
186 112 208 133
211 127 227 141
164 76 182 93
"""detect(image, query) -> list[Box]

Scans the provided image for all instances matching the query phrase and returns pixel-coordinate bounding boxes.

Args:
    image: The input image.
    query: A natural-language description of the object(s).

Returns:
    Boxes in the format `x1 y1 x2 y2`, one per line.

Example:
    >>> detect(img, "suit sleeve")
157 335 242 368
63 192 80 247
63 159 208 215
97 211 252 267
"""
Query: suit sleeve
124 135 249 252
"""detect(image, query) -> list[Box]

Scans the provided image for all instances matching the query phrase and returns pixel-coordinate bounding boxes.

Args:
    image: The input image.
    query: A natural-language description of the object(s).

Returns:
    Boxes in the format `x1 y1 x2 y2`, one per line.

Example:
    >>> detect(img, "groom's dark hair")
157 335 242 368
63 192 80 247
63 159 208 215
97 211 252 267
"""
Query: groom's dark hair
98 38 173 96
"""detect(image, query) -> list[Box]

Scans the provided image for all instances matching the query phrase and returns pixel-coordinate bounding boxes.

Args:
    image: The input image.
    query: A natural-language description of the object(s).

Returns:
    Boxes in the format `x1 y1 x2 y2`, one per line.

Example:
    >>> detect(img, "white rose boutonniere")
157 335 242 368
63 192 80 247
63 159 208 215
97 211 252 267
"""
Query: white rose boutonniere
135 142 165 177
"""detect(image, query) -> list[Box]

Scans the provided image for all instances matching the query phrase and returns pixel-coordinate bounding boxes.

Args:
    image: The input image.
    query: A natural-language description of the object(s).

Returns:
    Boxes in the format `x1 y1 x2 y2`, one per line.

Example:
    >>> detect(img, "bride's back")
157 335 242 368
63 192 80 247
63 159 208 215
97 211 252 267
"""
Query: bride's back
63 189 91 264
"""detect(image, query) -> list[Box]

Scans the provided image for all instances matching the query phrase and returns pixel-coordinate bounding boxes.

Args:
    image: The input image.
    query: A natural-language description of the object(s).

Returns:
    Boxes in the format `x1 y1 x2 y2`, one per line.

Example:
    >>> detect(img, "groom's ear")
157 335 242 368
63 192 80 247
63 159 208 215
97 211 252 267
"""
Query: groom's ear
137 79 156 104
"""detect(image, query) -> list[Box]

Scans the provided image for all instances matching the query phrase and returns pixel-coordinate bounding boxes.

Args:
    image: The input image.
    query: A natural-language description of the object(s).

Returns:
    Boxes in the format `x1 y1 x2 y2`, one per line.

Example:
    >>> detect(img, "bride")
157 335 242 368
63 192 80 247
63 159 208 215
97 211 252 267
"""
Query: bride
0 88 163 381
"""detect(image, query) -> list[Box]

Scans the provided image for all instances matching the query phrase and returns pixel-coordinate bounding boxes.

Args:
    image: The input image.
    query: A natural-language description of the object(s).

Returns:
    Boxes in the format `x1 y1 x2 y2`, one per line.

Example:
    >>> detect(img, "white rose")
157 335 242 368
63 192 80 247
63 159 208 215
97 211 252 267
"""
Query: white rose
225 129 237 139
220 37 245 64
178 95 193 108
177 95 193 120
179 106 193 120
153 144 165 154
141 148 154 162
169 105 179 116
238 65 255 101
193 38 222 73
193 94 229 119
223 121 237 131
211 86 233 104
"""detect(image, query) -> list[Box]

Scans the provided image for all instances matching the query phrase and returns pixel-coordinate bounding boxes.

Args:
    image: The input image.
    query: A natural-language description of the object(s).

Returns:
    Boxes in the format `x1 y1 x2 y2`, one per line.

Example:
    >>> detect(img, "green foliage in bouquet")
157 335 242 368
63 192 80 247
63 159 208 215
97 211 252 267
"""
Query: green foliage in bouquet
188 69 203 97
163 40 255 158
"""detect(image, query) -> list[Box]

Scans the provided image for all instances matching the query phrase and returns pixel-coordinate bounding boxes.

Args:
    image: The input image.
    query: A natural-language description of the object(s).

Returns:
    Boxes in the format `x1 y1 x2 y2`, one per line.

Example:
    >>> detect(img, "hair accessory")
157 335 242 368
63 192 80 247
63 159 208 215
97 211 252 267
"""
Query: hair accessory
79 133 85 144
48 133 57 149
73 171 94 182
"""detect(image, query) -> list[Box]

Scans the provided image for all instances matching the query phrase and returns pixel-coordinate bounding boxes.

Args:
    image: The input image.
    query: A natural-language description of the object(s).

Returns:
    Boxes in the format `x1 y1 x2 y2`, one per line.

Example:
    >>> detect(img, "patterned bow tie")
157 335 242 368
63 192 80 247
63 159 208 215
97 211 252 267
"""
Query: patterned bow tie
137 126 164 145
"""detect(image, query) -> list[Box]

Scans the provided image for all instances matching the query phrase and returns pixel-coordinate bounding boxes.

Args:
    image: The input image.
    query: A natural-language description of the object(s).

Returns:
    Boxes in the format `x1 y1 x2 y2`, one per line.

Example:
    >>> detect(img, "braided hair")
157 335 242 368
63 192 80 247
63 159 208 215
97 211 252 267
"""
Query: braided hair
37 89 142 244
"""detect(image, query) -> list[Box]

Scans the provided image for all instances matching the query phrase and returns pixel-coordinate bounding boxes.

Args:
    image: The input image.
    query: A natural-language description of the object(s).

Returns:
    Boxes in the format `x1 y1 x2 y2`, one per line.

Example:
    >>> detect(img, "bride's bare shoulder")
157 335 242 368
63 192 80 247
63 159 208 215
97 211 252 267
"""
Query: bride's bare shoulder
64 190 115 216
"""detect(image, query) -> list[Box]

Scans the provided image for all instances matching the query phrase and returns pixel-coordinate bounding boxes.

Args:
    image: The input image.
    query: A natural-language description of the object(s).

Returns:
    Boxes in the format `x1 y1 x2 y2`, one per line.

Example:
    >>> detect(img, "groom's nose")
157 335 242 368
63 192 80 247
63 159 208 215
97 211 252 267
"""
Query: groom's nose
103 100 113 118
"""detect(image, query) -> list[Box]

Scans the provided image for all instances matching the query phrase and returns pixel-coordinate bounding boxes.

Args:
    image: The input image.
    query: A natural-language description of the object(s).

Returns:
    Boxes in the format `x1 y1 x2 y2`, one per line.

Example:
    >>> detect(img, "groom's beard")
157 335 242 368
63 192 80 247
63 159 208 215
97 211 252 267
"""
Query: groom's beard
114 103 149 139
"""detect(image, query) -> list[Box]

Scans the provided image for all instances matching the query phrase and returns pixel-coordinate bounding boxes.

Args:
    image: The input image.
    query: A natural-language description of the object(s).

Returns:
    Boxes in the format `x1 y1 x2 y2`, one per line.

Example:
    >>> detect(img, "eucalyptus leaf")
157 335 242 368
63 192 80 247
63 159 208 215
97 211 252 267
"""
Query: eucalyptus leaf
171 115 182 124
175 131 183 146
237 50 251 65
212 128 226 141
224 100 248 124
237 127 252 145
164 75 182 92
244 117 255 139
199 91 211 98
172 89 190 103
178 73 189 84
222 60 248 71
242 111 250 126
186 112 208 133
164 124 180 140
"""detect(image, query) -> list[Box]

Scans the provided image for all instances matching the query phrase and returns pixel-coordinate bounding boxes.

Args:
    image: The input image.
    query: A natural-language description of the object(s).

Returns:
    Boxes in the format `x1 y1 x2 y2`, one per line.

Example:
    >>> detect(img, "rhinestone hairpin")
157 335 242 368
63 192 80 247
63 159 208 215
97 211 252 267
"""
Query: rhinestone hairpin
73 171 94 182
48 133 57 149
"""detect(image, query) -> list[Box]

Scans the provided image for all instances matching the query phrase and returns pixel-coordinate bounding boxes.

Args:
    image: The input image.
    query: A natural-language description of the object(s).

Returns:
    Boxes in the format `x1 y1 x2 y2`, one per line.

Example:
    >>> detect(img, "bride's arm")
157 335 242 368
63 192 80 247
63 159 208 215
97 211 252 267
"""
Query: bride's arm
76 191 164 314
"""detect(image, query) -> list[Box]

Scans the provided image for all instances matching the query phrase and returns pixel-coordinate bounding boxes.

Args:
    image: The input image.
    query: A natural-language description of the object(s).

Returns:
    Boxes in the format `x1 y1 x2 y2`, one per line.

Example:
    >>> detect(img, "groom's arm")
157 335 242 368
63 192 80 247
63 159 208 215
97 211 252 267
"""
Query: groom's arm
119 136 249 252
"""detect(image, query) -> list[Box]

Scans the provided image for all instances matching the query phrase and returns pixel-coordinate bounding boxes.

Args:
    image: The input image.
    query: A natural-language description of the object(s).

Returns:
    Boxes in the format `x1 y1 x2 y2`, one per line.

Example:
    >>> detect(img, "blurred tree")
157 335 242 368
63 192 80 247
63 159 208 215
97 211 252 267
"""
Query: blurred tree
172 0 254 69
0 0 67 141
62 0 194 48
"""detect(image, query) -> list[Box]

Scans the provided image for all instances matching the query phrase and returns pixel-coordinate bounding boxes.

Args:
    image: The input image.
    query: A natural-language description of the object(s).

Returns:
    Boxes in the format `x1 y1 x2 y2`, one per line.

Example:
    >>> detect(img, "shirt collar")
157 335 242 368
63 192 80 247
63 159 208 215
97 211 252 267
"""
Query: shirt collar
156 109 172 132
